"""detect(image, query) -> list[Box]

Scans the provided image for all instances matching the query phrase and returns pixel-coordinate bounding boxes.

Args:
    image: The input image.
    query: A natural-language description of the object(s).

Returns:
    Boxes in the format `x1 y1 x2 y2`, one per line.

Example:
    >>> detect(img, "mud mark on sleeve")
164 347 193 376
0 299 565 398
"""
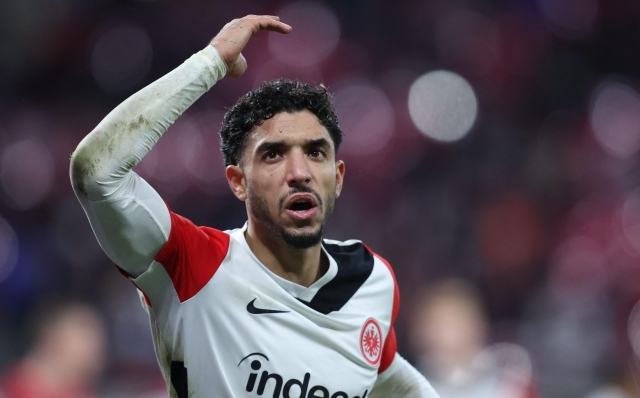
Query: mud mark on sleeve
69 127 109 197
71 115 150 197
70 149 97 197
128 115 148 131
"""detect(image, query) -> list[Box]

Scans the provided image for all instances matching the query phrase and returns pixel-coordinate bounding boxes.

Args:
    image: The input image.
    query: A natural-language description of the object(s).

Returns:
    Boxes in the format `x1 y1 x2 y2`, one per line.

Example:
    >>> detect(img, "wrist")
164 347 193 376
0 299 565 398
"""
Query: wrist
199 45 228 79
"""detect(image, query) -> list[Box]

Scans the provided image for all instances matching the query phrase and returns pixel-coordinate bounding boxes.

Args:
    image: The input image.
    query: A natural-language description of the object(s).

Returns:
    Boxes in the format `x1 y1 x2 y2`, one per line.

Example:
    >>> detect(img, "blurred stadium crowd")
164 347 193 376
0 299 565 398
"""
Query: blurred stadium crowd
1 0 640 397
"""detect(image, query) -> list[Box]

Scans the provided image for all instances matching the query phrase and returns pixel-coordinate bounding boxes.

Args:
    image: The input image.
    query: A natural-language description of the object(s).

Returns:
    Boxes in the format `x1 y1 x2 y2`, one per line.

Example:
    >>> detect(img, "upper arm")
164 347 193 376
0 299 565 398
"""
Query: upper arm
70 45 229 278
152 210 230 302
78 171 171 277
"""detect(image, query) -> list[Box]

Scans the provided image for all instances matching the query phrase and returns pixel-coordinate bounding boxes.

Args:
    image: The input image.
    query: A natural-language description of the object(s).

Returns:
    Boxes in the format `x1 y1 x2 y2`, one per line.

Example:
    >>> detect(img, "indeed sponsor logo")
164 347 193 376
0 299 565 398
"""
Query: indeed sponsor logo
238 353 368 398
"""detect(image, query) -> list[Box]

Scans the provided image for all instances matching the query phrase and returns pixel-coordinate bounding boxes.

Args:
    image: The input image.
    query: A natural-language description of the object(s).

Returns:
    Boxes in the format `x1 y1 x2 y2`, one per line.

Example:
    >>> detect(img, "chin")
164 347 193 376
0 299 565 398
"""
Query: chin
280 225 324 249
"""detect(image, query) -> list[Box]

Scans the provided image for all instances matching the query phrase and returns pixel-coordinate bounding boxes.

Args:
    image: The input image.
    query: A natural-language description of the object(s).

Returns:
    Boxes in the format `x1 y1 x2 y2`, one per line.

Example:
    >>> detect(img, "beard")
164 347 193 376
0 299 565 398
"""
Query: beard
247 186 335 249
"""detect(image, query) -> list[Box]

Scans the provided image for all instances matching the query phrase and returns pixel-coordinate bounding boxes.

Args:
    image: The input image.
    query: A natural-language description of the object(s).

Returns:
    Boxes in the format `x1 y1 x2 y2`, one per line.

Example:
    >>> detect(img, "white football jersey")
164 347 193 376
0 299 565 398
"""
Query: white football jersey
127 210 400 398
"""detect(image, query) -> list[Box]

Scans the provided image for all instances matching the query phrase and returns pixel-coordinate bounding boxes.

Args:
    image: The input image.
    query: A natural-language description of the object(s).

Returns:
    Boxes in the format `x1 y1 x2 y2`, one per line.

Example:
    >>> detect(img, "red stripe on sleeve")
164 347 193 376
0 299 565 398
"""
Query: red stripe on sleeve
365 246 400 374
154 210 230 303
379 326 397 373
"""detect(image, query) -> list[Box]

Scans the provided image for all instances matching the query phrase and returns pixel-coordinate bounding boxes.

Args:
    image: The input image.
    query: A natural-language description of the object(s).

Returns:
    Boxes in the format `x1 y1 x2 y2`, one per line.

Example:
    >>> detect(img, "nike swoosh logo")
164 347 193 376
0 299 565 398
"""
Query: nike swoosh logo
246 299 290 315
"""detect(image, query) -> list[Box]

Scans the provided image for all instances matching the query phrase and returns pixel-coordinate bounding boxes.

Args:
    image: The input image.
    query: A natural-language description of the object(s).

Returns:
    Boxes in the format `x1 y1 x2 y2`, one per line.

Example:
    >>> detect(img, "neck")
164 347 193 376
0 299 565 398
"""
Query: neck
245 220 328 287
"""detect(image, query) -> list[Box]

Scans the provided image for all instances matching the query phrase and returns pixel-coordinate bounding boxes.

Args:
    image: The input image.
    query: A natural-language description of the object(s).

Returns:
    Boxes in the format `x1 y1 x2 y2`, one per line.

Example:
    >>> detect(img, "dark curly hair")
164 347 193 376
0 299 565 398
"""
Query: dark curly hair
220 79 343 167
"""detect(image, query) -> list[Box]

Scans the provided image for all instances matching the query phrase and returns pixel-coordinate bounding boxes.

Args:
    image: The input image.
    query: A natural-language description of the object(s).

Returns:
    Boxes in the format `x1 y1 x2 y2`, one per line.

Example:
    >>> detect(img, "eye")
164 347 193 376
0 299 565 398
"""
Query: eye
263 150 281 162
309 148 326 158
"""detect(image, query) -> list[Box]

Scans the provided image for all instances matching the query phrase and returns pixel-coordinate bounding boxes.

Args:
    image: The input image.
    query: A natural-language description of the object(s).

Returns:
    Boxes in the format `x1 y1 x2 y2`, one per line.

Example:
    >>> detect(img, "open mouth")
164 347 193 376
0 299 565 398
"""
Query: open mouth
288 200 314 212
284 194 319 220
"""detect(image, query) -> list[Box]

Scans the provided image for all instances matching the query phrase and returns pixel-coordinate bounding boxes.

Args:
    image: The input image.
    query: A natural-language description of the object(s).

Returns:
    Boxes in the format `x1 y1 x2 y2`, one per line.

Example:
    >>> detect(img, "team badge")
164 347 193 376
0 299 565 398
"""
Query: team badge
360 318 382 366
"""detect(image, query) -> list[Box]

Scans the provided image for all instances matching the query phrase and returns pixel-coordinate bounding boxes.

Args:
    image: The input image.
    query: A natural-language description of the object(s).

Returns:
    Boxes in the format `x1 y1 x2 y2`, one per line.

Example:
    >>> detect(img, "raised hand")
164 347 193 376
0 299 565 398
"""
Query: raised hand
210 15 292 78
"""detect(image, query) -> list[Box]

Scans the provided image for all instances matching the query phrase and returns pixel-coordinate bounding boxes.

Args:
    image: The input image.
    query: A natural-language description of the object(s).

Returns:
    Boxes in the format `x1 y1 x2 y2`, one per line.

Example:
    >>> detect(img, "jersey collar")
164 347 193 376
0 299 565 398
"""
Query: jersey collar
230 222 338 300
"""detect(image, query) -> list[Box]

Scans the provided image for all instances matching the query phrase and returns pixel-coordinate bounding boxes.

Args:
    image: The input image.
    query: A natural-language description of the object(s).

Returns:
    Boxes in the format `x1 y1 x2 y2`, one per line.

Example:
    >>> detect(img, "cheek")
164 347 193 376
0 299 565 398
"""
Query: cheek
248 165 283 188
250 172 277 193
321 173 337 196
247 176 279 209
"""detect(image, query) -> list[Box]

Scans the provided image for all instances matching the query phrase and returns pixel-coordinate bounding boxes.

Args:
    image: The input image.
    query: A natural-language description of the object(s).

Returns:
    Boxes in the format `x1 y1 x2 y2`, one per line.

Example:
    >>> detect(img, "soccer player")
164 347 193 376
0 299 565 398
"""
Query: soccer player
70 15 439 398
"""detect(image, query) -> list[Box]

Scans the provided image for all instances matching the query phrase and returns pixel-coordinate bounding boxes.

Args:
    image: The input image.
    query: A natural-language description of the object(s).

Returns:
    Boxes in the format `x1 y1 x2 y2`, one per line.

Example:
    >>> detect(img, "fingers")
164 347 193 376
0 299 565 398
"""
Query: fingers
248 15 292 34
210 15 291 78
259 15 280 21
244 14 280 21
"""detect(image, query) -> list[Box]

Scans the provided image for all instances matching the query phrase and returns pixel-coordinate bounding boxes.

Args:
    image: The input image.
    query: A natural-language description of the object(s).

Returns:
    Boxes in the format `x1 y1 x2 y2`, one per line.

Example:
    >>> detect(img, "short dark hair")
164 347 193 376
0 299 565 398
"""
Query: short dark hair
220 79 343 166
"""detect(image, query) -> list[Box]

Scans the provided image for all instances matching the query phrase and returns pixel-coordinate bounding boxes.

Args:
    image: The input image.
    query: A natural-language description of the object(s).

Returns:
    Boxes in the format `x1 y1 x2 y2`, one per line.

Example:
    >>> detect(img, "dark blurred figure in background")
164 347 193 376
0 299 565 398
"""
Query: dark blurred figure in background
411 279 537 398
0 301 106 398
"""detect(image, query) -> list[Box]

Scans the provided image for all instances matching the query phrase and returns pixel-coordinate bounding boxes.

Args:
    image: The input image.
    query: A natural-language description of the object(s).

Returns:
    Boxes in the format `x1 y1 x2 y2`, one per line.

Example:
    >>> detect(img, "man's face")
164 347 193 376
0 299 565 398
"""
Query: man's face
227 110 345 249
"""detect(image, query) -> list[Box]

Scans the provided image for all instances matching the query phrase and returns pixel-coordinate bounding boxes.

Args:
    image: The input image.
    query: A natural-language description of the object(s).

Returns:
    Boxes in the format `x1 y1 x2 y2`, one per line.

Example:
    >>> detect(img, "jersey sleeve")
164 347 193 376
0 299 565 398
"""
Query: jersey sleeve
370 354 440 398
153 209 231 303
366 248 400 374
71 45 226 277
378 256 399 374
79 171 171 278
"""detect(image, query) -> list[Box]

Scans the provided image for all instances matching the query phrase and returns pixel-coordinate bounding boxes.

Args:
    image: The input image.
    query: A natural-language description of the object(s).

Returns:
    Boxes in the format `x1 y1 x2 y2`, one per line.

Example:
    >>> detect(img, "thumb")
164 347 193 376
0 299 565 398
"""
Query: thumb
227 53 247 78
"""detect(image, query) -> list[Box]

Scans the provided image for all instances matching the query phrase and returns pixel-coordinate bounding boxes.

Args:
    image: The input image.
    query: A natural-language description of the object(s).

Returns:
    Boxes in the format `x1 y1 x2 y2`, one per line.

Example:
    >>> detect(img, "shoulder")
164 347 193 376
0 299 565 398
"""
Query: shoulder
323 238 400 323
158 211 238 261
322 239 398 307
299 239 396 314
166 211 231 241
322 238 396 281
323 239 372 265
154 210 233 303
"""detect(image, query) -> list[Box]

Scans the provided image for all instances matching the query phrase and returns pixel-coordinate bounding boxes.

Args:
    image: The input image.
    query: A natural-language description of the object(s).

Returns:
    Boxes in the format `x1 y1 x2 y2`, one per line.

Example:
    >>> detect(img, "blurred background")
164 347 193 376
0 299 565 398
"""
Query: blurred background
1 0 640 397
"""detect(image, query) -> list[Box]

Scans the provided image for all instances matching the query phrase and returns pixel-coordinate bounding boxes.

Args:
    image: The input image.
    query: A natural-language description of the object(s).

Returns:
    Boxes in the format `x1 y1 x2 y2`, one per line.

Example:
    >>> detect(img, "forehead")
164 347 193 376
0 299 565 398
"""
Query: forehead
246 110 333 150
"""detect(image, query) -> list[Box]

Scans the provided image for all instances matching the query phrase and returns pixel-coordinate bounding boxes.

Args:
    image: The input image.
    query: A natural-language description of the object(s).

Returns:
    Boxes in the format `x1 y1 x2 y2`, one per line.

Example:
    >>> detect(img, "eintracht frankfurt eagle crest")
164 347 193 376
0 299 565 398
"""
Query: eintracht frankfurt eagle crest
360 318 382 366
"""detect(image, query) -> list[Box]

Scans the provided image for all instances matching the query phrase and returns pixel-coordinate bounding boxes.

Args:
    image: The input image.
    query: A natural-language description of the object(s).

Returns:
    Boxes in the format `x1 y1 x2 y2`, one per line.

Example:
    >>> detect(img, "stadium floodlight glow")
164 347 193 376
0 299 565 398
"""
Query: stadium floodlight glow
408 70 478 143
334 81 395 157
590 80 640 159
478 343 533 384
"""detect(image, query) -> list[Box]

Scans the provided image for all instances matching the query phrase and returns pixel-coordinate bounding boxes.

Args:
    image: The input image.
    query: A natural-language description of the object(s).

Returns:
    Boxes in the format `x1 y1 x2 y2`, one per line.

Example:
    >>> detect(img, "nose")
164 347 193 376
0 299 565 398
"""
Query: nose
286 149 311 187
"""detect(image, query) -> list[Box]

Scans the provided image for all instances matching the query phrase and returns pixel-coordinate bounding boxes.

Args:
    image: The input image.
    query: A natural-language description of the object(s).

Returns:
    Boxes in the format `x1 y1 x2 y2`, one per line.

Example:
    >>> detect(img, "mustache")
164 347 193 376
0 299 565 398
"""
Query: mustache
278 186 323 211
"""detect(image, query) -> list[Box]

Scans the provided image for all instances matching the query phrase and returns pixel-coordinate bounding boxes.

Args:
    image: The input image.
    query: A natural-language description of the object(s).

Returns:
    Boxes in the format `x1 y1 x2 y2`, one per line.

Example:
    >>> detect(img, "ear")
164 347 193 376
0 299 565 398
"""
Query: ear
226 165 247 201
334 160 345 198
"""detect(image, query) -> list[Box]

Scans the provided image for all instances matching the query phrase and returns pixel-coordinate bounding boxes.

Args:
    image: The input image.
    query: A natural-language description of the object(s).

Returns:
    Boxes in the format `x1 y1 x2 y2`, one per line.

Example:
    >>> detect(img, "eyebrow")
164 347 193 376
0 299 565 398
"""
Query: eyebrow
255 140 286 154
305 138 332 150
254 138 332 154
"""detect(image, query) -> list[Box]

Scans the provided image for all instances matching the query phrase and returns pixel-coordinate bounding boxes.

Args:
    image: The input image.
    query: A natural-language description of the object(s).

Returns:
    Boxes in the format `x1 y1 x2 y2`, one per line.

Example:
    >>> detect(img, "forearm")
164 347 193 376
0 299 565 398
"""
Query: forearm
70 45 226 201
370 354 440 398
69 45 226 276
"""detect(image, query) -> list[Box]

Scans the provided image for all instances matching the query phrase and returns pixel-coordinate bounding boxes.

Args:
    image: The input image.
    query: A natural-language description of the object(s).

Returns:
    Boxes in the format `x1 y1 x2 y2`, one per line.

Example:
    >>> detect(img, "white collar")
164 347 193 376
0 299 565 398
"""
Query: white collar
230 222 338 300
